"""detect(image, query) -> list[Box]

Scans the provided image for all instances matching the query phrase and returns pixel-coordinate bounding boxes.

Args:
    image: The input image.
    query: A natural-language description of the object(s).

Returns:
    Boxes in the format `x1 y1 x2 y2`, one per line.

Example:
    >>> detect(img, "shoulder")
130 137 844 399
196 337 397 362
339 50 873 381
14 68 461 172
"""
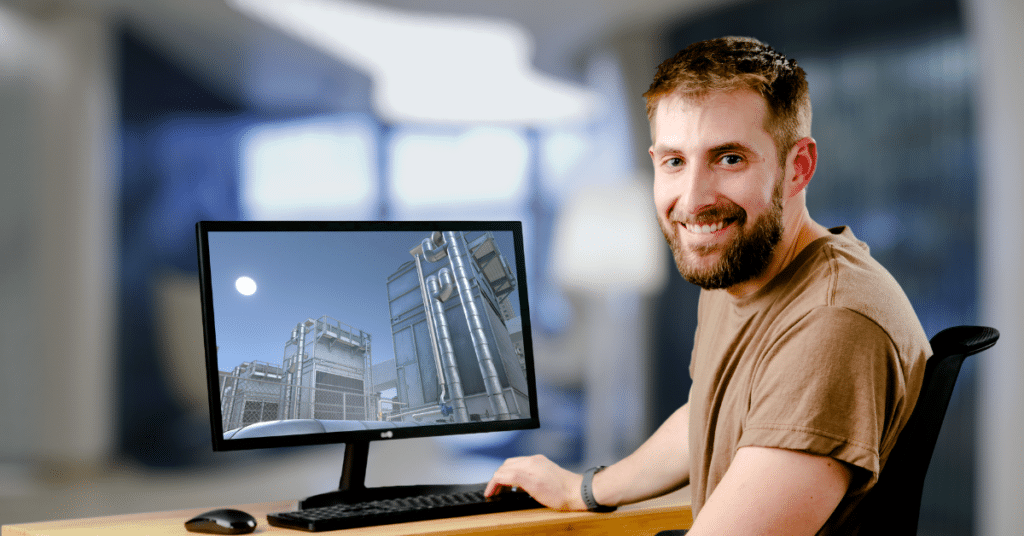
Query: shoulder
746 227 931 389
784 227 926 345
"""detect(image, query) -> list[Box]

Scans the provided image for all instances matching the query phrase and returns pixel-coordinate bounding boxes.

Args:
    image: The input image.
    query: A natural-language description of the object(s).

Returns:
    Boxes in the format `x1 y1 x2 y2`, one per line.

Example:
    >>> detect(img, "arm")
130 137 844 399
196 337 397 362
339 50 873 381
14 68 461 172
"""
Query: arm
485 403 692 510
686 446 852 536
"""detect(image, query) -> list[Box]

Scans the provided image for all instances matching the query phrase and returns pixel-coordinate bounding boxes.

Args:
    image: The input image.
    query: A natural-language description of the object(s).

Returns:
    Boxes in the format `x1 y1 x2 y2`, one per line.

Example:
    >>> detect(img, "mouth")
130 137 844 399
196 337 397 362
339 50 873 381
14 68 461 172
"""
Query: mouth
682 218 737 235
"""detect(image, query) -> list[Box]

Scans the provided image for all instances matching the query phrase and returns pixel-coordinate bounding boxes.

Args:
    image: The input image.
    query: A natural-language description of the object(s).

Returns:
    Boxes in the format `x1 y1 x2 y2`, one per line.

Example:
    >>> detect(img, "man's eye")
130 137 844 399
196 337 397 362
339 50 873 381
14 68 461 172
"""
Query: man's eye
666 157 683 167
721 154 743 166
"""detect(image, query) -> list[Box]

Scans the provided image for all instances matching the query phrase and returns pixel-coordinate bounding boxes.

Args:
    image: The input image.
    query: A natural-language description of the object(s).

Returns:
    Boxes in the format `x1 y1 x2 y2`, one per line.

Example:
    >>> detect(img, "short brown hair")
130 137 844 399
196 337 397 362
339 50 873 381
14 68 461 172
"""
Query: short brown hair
644 36 811 166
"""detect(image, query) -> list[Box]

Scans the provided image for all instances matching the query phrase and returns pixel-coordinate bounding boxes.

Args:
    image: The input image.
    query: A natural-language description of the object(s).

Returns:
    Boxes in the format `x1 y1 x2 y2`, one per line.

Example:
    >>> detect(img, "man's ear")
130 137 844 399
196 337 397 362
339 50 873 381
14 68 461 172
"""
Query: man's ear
786 137 817 197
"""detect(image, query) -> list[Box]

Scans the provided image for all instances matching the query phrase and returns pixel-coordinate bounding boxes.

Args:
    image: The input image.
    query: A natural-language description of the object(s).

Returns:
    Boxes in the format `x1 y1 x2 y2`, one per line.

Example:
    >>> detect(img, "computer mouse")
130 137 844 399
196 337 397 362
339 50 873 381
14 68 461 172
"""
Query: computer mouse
184 508 257 534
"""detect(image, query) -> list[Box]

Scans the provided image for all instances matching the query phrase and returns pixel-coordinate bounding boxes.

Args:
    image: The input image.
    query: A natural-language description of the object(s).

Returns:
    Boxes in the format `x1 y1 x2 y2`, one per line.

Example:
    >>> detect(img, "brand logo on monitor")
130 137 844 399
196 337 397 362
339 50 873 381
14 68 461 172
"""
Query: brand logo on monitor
381 431 394 439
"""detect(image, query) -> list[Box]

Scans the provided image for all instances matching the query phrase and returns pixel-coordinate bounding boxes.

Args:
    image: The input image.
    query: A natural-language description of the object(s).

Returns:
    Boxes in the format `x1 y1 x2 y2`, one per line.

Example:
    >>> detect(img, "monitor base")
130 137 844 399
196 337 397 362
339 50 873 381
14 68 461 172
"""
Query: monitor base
298 441 487 509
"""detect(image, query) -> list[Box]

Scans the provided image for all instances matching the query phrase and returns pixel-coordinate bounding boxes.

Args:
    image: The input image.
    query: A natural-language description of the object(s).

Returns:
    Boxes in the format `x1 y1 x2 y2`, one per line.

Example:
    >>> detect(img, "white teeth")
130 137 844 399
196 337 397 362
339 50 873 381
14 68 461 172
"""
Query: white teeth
688 221 725 234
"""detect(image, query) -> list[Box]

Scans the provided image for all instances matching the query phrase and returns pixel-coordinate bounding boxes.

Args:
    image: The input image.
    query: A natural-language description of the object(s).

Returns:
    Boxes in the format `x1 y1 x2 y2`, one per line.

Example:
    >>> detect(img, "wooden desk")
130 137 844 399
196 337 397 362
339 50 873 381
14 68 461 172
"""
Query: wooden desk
2 488 691 535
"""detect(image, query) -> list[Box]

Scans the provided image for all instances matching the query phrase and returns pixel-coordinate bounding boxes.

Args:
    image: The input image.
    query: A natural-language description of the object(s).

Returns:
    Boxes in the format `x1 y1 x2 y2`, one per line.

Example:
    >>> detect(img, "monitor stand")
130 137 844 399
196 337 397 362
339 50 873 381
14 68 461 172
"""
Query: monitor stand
298 441 483 509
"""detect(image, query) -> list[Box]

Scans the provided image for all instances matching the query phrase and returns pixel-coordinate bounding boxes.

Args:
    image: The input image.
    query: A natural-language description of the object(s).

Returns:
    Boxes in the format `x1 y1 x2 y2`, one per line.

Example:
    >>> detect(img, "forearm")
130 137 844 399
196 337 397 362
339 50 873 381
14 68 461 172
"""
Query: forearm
593 402 691 507
486 403 691 511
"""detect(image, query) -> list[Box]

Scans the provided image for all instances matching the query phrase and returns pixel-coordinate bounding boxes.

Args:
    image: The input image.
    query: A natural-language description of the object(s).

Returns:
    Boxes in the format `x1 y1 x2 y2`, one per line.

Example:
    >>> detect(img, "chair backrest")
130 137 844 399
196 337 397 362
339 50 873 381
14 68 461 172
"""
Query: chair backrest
856 325 998 535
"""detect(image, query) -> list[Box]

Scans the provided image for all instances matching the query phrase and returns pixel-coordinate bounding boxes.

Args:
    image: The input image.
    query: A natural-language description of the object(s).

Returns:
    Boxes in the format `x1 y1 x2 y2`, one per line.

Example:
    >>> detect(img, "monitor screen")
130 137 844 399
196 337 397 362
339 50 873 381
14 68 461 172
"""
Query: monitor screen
196 221 539 454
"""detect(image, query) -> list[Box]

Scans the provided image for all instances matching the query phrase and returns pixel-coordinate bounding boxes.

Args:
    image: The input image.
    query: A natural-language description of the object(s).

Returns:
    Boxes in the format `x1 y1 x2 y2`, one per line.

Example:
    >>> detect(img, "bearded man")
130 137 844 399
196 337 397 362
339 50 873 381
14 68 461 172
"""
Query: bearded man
485 37 932 535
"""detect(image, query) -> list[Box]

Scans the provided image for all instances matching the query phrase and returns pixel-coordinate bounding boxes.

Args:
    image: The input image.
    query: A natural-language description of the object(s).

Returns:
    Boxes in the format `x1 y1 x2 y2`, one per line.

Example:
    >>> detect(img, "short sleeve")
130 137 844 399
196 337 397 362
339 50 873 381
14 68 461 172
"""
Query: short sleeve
737 306 907 489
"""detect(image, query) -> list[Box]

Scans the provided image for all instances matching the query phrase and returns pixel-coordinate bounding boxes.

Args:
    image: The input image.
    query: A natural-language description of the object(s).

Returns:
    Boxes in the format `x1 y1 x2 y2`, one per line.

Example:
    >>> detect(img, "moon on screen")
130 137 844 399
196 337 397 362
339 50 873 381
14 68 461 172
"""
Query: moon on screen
235 276 257 296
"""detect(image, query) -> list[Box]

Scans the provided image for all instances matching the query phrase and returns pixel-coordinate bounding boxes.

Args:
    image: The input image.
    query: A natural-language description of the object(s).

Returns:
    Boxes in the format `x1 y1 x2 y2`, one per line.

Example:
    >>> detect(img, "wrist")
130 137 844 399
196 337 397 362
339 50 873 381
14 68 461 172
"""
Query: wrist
581 466 617 512
591 467 618 507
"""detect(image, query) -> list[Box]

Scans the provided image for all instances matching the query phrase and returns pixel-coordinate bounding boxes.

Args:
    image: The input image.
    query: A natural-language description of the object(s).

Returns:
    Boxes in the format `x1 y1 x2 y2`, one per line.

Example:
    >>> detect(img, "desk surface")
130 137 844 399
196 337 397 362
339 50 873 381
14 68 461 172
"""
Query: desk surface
2 488 691 536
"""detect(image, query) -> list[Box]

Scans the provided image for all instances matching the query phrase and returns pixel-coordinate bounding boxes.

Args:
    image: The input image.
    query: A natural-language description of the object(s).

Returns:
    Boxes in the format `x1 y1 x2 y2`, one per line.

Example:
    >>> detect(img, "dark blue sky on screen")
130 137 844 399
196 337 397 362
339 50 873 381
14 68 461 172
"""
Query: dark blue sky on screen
206 229 519 373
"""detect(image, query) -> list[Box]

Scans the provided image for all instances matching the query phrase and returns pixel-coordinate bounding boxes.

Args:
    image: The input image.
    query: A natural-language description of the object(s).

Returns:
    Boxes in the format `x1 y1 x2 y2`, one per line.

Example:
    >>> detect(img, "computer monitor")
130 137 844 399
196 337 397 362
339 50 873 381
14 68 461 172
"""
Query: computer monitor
196 221 539 506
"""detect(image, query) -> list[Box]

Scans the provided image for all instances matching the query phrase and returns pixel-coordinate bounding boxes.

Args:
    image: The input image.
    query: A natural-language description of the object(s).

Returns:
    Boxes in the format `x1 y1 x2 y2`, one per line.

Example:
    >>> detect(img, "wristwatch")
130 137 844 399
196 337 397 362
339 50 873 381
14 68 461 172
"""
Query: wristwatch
581 465 617 512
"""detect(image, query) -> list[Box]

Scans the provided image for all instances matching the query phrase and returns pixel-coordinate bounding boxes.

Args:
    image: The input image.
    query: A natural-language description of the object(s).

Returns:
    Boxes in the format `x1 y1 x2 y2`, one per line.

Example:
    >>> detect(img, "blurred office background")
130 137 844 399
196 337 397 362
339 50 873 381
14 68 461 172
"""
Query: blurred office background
0 0 1021 534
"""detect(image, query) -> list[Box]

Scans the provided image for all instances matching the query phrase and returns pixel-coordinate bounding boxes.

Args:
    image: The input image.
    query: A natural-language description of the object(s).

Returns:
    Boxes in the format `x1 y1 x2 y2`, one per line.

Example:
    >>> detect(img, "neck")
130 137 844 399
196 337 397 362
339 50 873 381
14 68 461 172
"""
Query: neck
725 205 829 299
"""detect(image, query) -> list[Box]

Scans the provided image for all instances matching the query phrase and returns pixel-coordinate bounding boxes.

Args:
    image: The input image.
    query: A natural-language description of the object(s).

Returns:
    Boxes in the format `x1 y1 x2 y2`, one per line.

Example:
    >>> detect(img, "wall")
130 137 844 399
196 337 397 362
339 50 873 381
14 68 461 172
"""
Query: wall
967 0 1024 535
0 3 116 473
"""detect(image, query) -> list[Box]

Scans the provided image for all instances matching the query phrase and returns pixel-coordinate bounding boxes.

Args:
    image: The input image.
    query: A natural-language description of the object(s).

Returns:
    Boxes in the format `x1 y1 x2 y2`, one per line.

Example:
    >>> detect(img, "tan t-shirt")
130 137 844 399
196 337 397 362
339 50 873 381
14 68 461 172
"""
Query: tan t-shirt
688 226 931 533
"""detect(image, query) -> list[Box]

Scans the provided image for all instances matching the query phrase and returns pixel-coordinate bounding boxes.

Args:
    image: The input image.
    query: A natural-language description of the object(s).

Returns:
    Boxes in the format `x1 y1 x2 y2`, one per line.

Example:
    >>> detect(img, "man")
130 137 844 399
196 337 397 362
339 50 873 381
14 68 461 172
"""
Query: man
485 36 931 535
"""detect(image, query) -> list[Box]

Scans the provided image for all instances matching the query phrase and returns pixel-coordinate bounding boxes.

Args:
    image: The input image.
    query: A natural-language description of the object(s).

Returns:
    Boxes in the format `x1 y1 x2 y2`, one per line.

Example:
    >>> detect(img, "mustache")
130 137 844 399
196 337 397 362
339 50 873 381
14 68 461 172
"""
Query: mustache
671 202 746 226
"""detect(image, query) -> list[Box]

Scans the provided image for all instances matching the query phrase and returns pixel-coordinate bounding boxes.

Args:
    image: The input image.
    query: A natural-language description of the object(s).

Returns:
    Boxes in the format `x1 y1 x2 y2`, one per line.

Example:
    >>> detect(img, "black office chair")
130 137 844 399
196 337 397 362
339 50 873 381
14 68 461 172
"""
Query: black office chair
656 325 999 536
856 325 997 534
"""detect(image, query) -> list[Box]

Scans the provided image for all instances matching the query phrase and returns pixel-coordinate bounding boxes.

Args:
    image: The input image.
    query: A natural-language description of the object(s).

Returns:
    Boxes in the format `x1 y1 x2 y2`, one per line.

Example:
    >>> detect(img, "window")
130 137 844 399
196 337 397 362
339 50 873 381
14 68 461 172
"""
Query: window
240 114 379 220
388 126 531 221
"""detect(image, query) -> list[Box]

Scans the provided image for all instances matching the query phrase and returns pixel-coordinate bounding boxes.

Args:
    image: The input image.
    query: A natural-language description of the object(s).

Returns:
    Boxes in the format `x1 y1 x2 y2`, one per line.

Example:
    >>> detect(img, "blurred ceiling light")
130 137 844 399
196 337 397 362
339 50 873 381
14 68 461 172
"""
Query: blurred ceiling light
229 0 598 125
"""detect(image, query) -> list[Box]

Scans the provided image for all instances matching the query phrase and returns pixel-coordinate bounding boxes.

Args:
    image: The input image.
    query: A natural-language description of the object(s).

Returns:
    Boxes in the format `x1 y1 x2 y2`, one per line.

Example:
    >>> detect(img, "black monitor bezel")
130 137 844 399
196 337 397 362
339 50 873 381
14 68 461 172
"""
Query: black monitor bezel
196 220 540 452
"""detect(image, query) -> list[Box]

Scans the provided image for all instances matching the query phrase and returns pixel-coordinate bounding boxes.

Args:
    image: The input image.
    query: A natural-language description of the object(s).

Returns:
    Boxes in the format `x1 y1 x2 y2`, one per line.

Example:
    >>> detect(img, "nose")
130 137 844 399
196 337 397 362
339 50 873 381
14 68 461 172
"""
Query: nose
667 165 719 221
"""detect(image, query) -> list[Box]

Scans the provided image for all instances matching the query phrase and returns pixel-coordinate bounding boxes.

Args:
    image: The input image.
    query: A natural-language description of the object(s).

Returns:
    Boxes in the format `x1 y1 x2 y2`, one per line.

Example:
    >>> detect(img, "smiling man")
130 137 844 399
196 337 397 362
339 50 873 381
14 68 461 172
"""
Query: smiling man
652 88 800 295
486 37 931 535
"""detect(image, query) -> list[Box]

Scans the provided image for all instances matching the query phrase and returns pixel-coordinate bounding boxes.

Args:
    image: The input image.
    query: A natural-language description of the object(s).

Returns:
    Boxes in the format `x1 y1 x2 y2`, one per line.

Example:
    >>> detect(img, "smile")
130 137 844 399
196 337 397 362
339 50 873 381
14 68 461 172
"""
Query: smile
683 219 732 235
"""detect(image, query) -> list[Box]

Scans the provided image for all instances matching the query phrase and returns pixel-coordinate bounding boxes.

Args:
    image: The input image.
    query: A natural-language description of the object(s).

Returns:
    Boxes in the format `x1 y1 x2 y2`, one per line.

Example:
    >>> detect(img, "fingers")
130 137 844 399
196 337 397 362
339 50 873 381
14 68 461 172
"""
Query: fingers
485 456 531 497
485 455 584 511
484 477 509 497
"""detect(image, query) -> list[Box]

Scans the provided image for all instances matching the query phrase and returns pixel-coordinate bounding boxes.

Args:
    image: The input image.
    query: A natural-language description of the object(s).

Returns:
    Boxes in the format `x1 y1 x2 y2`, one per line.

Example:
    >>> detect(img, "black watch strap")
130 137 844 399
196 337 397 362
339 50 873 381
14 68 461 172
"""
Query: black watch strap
581 465 617 512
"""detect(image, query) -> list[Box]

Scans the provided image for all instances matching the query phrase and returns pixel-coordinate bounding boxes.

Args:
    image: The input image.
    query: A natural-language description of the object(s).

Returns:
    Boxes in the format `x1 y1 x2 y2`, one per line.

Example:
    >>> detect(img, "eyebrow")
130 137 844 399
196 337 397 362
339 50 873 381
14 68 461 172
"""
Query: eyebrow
650 143 681 155
651 141 755 156
708 142 753 155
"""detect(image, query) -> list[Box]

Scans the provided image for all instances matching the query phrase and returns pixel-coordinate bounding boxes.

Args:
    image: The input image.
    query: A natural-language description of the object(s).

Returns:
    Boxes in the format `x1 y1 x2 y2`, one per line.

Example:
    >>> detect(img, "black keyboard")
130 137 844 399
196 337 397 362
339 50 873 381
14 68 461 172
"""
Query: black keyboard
267 488 543 532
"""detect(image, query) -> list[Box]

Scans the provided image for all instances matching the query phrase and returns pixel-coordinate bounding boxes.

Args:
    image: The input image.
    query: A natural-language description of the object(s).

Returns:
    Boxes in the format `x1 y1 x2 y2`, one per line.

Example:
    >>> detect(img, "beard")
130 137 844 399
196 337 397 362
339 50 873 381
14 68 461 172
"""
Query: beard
661 178 784 290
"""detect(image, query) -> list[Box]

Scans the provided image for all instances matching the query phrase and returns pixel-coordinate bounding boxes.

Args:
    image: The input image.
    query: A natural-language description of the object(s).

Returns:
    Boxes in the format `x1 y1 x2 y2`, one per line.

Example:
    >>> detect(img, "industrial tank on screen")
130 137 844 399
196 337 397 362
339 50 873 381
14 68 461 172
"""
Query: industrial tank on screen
377 230 529 424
